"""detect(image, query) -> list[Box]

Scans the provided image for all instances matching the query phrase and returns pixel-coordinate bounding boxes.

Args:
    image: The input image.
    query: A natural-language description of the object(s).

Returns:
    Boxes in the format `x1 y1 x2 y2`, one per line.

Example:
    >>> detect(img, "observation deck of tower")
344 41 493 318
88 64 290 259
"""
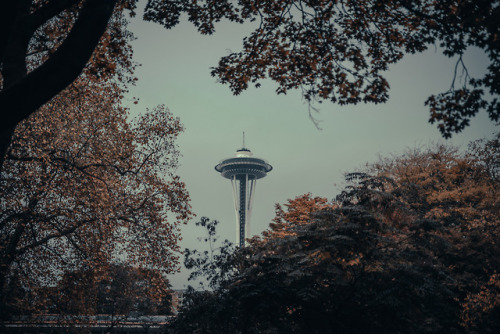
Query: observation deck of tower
215 137 272 247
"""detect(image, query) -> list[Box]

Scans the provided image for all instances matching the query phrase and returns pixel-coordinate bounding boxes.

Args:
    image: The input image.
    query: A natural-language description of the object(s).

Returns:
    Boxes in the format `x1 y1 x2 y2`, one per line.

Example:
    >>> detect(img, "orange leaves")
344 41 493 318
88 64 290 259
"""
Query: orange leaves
265 193 335 240
307 249 332 264
199 0 499 135
1 69 191 316
52 263 173 317
426 89 488 138
461 273 500 331
211 0 409 105
374 143 499 226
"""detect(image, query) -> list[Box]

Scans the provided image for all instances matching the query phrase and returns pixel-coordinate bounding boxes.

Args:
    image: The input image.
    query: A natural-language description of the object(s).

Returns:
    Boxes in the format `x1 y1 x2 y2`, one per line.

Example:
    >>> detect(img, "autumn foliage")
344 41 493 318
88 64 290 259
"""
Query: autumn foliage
264 193 336 239
0 71 192 317
1 1 499 330
1 1 499 173
49 264 173 316
186 0 499 136
0 0 196 321
172 136 499 333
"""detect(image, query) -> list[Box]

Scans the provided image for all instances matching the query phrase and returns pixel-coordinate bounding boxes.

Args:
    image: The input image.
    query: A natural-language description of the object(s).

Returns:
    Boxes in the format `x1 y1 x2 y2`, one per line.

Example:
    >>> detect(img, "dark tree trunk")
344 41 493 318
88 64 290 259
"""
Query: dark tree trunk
0 128 15 172
0 0 118 172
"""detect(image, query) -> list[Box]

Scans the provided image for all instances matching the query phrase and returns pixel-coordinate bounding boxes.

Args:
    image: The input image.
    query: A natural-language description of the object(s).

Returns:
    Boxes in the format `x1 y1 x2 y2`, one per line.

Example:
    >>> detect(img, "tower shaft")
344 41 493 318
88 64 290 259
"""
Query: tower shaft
238 176 247 247
231 175 255 247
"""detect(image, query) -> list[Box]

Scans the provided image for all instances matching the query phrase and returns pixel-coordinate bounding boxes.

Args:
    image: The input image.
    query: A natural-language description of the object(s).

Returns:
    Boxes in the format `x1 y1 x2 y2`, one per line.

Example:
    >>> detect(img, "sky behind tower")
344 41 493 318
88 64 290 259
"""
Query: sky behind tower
124 11 497 288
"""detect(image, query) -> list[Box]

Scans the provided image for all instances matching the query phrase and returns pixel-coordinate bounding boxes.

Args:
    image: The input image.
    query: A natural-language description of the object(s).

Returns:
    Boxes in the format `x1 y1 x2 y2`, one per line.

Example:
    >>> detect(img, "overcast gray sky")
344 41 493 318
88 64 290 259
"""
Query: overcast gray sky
124 10 497 289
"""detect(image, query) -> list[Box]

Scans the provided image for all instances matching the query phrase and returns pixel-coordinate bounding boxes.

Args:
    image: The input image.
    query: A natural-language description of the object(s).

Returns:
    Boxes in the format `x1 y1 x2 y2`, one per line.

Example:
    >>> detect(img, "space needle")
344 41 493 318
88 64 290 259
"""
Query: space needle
215 134 272 247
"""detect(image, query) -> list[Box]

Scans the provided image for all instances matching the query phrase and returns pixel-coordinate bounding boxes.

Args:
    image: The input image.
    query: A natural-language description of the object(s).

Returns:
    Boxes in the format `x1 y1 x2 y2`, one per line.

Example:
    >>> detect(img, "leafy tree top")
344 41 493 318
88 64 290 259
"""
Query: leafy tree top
1 0 498 165
172 134 499 333
0 72 192 317
144 0 500 137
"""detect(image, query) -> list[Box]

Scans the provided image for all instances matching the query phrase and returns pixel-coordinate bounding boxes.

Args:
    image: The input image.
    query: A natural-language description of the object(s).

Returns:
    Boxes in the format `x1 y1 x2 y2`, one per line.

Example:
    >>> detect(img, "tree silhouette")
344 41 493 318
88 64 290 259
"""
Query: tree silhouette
0 0 131 168
1 1 499 170
171 136 499 333
0 71 192 318
54 264 172 315
205 0 500 137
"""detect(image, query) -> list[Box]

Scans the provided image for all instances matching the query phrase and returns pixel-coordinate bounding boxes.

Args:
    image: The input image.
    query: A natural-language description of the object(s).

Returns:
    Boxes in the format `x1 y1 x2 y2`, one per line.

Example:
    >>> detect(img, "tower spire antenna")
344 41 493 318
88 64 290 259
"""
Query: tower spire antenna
242 131 246 149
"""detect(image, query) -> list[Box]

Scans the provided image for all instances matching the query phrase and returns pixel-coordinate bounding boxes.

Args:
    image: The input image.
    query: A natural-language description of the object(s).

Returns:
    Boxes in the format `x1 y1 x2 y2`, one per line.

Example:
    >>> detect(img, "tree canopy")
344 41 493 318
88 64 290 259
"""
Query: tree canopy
49 264 173 316
171 136 499 333
1 1 499 170
0 70 192 317
181 0 499 137
0 0 133 168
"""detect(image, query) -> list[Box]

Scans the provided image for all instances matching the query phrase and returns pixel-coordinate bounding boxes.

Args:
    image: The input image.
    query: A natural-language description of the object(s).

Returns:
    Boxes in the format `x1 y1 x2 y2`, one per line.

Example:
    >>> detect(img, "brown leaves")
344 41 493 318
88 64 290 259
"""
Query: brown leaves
426 89 488 138
265 193 335 240
208 1 426 106
0 72 192 316
360 140 500 329
52 264 173 316
461 273 500 332
155 0 498 136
